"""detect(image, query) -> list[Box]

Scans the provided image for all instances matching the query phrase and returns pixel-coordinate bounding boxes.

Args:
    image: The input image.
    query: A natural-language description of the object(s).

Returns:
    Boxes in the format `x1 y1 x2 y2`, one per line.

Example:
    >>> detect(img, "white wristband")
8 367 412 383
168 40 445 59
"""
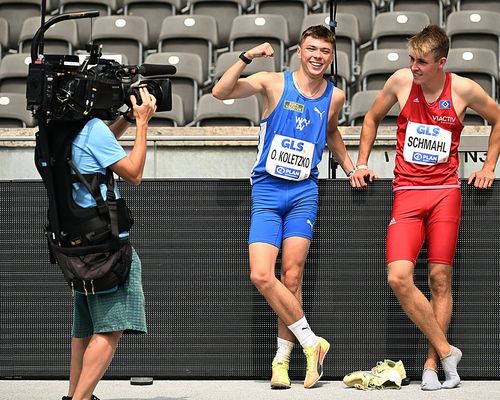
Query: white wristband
356 165 368 170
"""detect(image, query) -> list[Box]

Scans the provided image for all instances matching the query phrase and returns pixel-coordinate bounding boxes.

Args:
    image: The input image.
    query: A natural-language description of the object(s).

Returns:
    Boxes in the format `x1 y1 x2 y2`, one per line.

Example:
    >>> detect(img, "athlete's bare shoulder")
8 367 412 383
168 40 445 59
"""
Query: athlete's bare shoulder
386 68 413 93
450 73 477 99
330 86 345 113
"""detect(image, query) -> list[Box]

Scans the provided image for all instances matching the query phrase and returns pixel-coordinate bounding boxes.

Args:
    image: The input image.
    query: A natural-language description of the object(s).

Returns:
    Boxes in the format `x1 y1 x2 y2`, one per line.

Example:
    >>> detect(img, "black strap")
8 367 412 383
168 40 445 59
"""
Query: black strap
68 160 108 217
105 169 121 249
36 118 63 243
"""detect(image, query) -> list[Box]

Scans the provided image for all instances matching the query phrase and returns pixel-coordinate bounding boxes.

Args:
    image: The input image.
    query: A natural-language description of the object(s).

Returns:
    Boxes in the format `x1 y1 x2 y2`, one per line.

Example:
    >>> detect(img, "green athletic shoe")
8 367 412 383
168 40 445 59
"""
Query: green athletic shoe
343 359 409 388
352 369 402 390
372 359 409 385
270 360 291 389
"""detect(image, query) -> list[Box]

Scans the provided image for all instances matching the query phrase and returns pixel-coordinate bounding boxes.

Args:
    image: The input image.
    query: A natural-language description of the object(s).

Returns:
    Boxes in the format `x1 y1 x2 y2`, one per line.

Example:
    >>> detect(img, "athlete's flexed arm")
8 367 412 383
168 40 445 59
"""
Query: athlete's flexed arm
212 42 275 100
350 70 403 188
326 88 355 176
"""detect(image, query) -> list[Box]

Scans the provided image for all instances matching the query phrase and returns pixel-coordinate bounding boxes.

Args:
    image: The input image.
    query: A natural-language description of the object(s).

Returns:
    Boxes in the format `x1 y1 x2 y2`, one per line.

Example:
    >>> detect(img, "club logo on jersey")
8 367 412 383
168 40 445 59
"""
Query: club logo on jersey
439 100 451 109
295 115 311 131
284 100 304 113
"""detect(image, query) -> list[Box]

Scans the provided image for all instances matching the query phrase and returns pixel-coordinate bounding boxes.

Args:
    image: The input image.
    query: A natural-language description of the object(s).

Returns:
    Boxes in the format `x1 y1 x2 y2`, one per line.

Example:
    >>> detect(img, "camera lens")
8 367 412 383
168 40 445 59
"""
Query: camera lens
126 80 172 112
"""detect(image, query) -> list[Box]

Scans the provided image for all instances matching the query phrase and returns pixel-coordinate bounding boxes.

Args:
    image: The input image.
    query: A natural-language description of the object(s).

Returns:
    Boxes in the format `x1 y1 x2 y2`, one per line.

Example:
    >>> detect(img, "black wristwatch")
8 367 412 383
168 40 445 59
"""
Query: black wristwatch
239 51 252 65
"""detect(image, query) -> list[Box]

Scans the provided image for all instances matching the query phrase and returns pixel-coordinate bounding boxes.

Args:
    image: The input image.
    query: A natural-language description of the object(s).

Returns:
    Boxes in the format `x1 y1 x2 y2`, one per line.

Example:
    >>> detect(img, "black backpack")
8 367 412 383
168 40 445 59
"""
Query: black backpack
35 118 134 294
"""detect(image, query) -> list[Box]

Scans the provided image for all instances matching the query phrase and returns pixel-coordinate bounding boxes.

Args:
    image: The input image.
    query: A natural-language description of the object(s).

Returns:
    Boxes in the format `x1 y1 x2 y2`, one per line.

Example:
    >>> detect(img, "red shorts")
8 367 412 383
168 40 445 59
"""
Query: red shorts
386 188 461 265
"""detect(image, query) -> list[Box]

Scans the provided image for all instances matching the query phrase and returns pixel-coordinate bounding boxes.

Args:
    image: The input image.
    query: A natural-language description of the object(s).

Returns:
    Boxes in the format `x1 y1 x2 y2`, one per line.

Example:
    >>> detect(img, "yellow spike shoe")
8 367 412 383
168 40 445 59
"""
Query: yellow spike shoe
303 337 330 388
352 370 402 390
270 360 291 389
343 359 408 388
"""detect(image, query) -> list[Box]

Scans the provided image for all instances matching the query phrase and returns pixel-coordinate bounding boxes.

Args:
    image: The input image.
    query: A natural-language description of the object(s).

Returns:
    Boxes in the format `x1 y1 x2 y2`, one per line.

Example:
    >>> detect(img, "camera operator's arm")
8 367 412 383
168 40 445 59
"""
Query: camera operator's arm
109 87 157 185
108 108 136 140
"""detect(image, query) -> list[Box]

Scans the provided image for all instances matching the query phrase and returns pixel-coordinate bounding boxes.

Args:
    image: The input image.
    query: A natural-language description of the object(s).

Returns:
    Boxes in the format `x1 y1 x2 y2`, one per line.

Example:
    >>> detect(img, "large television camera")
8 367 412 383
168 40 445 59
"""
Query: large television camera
26 10 176 121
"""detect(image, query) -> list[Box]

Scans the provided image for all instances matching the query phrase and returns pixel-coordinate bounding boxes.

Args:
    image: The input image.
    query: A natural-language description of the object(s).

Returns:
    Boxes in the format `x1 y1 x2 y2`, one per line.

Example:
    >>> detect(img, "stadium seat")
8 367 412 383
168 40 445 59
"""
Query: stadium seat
253 0 315 45
0 18 8 59
189 0 248 49
388 0 451 27
228 14 290 71
445 48 498 99
371 12 431 49
447 10 500 70
0 92 36 127
149 93 185 126
158 15 218 85
0 0 41 50
349 90 400 126
59 0 117 50
455 0 500 14
193 94 260 127
0 53 30 93
145 51 204 123
18 17 78 54
463 108 488 126
360 48 409 90
123 0 184 49
317 0 382 45
91 15 149 65
300 13 361 77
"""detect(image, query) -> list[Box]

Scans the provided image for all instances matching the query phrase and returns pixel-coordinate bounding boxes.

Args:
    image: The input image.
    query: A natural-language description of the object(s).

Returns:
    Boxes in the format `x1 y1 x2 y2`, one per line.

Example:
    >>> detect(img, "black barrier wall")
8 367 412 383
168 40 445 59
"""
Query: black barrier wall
0 180 499 380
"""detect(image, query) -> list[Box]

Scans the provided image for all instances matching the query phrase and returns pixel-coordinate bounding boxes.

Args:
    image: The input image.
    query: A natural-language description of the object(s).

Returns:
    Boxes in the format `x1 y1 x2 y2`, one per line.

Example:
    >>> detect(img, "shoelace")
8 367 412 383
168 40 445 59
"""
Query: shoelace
304 346 319 372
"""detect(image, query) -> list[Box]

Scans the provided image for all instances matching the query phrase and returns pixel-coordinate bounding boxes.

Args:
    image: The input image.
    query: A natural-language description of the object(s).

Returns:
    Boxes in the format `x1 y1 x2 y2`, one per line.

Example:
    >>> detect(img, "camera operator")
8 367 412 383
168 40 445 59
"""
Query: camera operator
62 87 156 400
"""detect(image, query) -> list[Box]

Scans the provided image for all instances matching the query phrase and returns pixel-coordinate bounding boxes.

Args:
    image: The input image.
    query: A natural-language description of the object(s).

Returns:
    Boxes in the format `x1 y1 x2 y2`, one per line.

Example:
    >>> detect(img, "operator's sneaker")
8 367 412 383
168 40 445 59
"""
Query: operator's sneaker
62 396 100 400
303 337 330 388
352 369 402 390
270 360 291 389
343 359 409 387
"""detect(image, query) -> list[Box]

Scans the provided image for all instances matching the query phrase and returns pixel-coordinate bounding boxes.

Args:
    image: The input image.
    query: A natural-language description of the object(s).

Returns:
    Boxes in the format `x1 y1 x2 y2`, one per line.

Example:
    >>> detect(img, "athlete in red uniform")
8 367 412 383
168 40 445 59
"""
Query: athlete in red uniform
351 25 500 390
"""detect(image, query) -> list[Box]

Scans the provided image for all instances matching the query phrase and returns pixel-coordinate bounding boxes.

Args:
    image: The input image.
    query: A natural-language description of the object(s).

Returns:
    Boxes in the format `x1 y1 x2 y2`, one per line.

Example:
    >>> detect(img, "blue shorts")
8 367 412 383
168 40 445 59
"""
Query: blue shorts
249 177 318 249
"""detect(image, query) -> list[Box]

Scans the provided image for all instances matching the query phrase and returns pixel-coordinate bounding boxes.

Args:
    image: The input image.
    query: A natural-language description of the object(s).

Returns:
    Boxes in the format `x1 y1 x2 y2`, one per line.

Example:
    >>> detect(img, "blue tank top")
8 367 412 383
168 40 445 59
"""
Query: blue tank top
251 70 334 185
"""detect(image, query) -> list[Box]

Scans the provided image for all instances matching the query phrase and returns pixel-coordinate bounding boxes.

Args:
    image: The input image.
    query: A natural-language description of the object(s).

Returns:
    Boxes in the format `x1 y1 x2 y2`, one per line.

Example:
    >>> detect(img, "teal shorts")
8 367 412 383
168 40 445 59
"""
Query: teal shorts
72 248 147 338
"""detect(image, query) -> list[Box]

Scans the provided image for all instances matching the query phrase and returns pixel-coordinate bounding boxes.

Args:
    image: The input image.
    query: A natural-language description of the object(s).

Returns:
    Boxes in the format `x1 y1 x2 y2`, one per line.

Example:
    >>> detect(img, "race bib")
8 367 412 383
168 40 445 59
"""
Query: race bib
265 134 314 181
403 121 451 165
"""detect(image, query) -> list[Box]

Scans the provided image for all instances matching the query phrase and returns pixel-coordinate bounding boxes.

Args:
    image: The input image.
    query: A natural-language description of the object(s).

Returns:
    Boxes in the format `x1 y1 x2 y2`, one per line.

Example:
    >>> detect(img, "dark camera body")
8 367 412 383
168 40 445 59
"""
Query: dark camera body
27 53 172 121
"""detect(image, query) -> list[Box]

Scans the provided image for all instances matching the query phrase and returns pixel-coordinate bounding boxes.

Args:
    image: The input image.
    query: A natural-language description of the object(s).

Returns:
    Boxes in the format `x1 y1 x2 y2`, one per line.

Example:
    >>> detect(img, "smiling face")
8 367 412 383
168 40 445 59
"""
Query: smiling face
297 35 334 78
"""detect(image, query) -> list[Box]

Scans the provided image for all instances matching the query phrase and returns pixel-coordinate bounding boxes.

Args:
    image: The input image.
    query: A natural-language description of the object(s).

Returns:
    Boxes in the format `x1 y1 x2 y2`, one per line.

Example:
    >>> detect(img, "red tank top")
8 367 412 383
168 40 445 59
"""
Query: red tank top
394 72 463 189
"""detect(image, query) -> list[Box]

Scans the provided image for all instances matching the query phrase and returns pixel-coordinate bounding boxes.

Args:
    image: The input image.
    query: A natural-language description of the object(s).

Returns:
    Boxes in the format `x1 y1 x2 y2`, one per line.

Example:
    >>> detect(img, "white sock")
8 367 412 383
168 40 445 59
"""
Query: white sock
287 316 317 348
273 338 294 363
421 368 441 391
441 346 462 389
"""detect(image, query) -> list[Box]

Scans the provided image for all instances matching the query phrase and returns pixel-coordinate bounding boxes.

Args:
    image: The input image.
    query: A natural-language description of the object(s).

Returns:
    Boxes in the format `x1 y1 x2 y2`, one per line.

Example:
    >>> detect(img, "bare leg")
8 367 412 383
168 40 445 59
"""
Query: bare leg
424 263 453 370
71 331 123 400
387 261 451 358
249 242 305 326
277 237 310 343
68 336 91 397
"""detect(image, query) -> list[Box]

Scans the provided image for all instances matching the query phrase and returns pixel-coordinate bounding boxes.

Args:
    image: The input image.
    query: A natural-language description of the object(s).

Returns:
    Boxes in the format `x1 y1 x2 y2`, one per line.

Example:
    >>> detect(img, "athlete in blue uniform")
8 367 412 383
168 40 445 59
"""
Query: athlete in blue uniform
213 26 355 389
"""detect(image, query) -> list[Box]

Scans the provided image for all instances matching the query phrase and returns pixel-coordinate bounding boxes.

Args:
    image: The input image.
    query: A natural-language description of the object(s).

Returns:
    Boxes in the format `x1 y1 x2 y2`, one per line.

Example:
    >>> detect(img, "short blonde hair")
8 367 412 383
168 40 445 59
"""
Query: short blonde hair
407 25 449 61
